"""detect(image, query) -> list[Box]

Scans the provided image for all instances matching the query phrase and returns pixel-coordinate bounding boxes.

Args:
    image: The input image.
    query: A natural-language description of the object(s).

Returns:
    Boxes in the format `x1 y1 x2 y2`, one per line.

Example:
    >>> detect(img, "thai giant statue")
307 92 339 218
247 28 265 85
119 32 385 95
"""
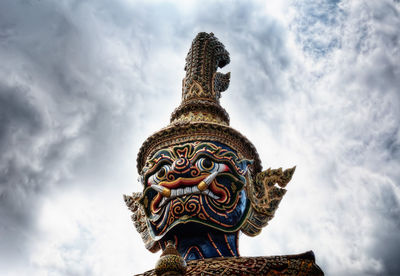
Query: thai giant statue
124 32 323 276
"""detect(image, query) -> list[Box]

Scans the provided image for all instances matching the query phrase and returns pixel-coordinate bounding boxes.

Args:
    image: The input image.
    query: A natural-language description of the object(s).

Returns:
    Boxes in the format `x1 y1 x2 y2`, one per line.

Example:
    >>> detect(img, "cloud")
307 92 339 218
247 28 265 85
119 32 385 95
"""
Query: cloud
240 1 400 275
0 0 150 268
0 0 399 275
0 0 188 274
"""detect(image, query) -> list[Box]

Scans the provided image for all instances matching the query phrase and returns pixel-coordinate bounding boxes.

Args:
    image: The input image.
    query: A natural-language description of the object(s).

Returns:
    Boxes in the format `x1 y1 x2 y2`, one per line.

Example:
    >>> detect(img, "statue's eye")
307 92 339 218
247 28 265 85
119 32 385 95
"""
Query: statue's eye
196 157 215 171
157 167 166 178
148 164 170 185
202 158 213 169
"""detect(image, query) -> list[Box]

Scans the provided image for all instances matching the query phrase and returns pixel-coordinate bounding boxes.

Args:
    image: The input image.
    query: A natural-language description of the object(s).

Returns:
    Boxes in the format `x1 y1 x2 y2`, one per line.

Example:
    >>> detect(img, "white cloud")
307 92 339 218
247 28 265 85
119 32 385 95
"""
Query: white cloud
240 1 400 275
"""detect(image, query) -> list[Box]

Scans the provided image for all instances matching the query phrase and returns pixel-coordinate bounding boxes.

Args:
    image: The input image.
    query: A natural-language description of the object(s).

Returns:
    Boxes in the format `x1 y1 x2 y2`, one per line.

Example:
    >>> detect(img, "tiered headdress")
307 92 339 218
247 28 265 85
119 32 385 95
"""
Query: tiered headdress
136 32 261 175
127 32 295 252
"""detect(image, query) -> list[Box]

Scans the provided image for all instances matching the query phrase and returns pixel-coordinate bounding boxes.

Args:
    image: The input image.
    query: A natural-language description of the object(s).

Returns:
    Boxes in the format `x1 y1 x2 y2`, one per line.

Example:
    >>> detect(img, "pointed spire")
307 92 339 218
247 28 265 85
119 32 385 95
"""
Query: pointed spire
182 32 230 103
170 32 231 126
137 32 261 176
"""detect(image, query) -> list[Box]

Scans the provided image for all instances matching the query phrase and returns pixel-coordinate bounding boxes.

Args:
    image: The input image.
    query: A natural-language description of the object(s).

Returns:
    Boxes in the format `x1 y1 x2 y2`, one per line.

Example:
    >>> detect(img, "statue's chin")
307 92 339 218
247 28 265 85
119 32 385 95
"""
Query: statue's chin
148 190 249 240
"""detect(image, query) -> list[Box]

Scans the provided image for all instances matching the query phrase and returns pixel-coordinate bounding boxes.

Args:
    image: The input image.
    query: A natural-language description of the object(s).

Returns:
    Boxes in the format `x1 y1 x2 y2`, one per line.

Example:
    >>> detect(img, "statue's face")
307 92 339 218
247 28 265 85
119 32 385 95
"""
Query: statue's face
140 141 251 240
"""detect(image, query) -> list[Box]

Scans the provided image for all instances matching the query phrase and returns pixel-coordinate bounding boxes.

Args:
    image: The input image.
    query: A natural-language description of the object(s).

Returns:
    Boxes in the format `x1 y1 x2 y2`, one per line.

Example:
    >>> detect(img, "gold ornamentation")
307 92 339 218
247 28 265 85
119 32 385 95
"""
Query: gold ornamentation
170 99 230 125
136 251 324 276
185 81 207 100
155 241 187 276
197 181 208 191
241 167 296 236
137 123 261 176
182 32 230 103
172 111 228 125
123 193 160 252
136 32 261 176
127 32 298 258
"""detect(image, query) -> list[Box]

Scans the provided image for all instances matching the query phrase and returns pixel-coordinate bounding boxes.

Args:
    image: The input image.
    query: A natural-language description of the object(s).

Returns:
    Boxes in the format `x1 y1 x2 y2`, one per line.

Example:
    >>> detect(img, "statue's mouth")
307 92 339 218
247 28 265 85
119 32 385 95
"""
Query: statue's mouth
157 184 220 208
150 173 228 213
140 157 249 237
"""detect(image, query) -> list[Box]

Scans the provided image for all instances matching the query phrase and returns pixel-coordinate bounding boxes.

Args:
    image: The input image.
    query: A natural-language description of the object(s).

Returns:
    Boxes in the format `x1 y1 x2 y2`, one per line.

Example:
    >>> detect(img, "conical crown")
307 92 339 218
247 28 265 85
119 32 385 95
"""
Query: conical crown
170 32 231 126
137 32 261 175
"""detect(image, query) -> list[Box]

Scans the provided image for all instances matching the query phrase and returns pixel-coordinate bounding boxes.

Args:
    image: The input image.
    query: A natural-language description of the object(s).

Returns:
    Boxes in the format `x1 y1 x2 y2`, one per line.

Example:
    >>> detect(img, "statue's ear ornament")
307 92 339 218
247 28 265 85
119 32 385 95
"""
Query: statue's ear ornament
123 192 160 253
241 166 296 236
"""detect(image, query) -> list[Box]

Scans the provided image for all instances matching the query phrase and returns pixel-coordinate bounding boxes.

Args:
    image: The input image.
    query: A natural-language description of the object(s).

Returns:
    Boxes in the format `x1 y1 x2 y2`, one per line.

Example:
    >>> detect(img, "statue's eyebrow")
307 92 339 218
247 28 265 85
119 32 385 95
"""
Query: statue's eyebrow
149 151 173 164
146 154 174 174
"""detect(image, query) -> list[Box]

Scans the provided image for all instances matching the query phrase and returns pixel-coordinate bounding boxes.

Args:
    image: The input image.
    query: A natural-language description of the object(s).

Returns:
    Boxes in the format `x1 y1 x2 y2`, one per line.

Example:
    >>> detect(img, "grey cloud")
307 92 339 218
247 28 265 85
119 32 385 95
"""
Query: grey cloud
183 1 293 135
292 0 344 58
0 0 192 273
0 82 46 263
213 1 400 276
0 0 149 268
283 1 400 275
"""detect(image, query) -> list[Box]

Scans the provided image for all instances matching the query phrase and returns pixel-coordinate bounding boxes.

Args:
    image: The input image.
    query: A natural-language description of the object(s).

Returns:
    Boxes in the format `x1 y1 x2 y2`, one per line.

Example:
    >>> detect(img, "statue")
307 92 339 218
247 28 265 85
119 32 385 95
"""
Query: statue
124 32 323 275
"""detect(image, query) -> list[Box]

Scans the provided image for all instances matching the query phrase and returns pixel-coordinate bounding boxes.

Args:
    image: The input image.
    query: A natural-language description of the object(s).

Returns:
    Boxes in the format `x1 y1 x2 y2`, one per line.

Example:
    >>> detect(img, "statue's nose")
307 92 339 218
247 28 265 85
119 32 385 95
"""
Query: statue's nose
171 158 191 173
168 158 201 179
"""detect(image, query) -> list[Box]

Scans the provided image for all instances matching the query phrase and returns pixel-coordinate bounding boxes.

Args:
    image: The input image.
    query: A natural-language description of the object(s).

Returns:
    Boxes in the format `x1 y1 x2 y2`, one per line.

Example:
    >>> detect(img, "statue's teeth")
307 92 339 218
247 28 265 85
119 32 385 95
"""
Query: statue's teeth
192 186 201 194
205 171 218 185
150 185 171 197
171 189 178 198
209 192 219 200
202 189 220 200
159 197 167 207
177 188 184 196
157 186 220 208
197 171 218 191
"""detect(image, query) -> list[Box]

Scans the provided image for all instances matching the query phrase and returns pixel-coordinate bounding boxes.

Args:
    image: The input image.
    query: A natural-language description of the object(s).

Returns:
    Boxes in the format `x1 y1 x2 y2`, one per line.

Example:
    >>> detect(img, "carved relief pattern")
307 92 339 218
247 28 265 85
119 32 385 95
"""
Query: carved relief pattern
124 193 160 252
137 123 262 175
127 32 306 272
241 167 296 236
172 111 228 125
140 142 250 240
182 32 230 103
136 251 324 276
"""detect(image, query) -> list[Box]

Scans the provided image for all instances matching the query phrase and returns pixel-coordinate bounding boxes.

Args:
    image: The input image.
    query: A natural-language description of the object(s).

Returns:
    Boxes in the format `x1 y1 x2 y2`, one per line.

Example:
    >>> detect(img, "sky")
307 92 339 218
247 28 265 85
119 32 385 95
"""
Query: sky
0 0 399 275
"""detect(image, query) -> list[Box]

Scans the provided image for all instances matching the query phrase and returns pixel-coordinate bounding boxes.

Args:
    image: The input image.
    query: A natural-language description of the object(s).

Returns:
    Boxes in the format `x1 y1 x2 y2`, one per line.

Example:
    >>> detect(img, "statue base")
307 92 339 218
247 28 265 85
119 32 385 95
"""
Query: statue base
135 251 324 276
